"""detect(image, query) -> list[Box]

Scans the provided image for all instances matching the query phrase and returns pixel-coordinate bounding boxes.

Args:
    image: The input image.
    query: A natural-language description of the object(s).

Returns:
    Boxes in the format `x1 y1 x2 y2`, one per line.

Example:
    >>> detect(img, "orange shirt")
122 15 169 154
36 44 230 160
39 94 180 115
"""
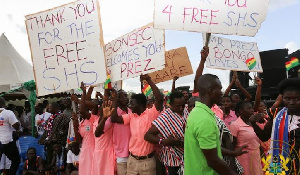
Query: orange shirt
122 106 160 156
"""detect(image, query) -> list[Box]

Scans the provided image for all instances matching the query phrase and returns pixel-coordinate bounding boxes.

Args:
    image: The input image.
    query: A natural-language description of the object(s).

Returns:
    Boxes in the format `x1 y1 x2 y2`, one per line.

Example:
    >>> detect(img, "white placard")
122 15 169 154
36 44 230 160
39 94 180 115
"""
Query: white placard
154 0 269 36
205 35 263 72
25 0 106 96
105 23 165 81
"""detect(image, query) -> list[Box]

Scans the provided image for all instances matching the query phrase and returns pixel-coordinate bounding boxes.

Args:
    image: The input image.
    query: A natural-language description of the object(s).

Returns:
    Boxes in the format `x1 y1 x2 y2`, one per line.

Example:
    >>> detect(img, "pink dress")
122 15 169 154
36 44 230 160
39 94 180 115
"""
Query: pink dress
78 114 96 175
91 117 115 175
229 117 263 175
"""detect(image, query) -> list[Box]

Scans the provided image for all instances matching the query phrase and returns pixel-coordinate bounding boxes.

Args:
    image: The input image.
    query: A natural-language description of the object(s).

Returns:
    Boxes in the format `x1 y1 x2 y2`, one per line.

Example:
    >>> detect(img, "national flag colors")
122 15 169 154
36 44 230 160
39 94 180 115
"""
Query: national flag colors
163 91 171 96
246 57 256 70
104 74 112 89
142 84 152 97
285 57 300 71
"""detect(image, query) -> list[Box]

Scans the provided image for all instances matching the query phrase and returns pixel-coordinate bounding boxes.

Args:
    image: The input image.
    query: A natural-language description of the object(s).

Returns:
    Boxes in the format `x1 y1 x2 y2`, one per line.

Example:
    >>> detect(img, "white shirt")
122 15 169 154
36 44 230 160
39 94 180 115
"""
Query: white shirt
67 150 80 165
0 109 19 144
35 112 51 135
288 115 300 132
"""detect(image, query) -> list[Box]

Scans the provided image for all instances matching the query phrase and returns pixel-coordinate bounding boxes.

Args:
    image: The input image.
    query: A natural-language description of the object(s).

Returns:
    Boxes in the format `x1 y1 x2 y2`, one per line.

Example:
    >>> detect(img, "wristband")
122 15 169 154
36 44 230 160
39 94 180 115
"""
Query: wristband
159 138 164 145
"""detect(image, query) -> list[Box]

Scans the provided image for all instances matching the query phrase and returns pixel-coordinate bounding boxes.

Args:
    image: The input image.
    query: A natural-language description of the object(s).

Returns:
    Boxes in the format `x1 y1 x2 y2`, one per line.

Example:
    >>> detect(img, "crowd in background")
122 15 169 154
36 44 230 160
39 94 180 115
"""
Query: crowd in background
0 47 299 175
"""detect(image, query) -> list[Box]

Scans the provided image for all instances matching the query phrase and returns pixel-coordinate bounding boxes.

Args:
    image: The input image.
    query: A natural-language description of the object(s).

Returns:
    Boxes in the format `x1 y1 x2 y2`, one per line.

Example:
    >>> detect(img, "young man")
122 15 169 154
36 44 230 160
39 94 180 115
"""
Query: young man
145 91 185 175
22 147 44 175
111 74 163 175
184 74 237 175
250 78 300 174
35 103 51 137
0 97 20 175
111 90 132 175
39 102 70 166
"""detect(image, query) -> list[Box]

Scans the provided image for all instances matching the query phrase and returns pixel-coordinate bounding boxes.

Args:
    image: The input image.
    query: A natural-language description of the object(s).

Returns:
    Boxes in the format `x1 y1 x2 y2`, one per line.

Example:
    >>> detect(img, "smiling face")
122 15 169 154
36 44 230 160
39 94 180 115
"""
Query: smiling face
129 99 141 114
283 90 300 115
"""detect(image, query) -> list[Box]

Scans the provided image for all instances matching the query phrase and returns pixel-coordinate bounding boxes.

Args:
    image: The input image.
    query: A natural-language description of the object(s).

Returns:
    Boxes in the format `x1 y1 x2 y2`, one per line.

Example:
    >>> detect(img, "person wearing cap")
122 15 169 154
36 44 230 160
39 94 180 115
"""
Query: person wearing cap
250 78 300 174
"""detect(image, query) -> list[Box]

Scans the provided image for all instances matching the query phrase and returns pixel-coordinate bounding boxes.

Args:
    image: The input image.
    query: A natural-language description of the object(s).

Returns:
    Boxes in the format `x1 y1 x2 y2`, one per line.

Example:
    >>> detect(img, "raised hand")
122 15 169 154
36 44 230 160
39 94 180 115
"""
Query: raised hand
249 113 264 123
173 76 179 82
235 79 242 87
200 46 209 62
140 74 151 82
255 76 262 87
111 88 117 99
80 81 86 91
102 100 114 118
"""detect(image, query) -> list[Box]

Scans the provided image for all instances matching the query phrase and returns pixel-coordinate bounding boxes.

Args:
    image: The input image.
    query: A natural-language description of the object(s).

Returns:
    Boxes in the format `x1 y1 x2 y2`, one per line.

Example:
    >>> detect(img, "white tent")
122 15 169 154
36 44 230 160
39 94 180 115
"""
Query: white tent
0 33 34 92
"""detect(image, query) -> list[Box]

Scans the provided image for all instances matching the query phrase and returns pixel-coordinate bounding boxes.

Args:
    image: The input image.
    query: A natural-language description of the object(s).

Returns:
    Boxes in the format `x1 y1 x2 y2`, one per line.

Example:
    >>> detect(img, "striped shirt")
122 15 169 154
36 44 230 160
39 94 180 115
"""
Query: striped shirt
152 108 186 167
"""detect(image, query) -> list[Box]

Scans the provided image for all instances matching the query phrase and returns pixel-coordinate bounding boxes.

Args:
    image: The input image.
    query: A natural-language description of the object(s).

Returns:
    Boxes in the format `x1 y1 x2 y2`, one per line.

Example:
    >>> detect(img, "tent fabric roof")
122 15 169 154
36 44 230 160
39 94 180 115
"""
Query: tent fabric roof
0 33 34 92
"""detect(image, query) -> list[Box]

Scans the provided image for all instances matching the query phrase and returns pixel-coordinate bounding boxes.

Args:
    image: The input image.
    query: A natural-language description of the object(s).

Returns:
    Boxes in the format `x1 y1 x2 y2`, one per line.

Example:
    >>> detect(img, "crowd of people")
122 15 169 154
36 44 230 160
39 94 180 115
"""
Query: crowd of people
0 46 299 175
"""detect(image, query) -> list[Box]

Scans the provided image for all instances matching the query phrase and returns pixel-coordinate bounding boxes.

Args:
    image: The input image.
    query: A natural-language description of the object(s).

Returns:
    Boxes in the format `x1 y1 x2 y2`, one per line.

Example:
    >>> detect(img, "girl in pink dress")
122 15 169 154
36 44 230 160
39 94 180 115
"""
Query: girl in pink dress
91 101 116 175
229 101 263 175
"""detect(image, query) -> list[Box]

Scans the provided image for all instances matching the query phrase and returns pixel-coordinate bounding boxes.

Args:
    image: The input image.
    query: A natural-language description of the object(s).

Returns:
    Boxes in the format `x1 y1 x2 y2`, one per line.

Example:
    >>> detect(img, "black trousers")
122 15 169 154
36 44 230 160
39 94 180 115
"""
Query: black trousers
167 166 180 175
2 141 20 175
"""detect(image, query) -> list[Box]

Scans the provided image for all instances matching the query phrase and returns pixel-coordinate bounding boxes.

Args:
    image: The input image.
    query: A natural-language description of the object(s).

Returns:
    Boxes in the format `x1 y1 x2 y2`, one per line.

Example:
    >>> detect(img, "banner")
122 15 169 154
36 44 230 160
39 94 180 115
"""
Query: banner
25 0 106 96
205 35 263 72
105 23 165 81
154 0 269 36
149 47 193 84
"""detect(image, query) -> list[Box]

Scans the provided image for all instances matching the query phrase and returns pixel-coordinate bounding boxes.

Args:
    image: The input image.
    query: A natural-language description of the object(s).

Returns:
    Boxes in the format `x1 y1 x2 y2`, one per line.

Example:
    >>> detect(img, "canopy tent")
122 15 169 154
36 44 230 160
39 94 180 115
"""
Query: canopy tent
0 33 34 92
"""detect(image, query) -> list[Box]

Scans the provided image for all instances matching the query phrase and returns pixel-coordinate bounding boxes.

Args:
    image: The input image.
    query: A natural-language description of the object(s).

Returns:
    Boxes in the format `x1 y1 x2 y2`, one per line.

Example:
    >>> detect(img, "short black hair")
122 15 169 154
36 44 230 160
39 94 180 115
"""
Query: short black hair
222 95 231 101
0 97 5 107
278 78 300 95
235 101 250 116
50 102 60 110
27 147 36 154
131 93 147 108
169 91 184 104
197 74 220 96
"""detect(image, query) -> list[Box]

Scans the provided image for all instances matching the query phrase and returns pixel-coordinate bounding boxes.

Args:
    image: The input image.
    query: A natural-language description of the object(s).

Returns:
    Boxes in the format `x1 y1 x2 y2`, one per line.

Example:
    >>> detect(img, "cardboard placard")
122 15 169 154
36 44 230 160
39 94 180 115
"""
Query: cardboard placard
154 0 269 36
25 0 106 96
104 23 165 81
205 34 263 72
149 47 193 84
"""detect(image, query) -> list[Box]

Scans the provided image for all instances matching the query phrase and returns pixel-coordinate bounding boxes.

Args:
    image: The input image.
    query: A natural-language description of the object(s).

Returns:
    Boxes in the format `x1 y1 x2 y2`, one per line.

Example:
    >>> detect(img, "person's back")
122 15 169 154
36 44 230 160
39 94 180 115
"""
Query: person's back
184 101 222 175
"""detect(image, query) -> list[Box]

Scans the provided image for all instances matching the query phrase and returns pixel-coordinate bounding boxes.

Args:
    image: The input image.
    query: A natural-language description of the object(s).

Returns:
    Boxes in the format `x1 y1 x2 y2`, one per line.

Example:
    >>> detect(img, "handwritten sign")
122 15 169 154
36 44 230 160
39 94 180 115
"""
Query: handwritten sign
25 0 106 96
104 23 165 81
205 35 263 72
93 81 122 92
149 47 193 84
154 0 269 36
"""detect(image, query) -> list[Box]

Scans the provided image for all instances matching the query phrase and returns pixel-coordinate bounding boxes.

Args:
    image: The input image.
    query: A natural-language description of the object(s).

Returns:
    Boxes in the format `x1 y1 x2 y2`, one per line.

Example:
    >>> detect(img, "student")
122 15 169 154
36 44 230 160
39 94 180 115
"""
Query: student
250 78 300 174
111 74 164 175
221 96 238 127
184 74 237 175
229 101 263 175
66 142 80 175
22 147 44 175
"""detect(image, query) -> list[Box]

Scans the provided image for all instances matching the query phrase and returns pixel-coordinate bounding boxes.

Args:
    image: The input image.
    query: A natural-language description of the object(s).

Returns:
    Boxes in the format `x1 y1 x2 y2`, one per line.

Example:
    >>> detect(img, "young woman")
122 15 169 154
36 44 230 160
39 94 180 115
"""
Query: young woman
229 101 263 175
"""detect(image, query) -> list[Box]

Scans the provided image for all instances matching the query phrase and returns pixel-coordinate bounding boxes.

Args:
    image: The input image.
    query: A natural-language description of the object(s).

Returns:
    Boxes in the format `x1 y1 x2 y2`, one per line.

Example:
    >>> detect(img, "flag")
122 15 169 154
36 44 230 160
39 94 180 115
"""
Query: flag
246 57 256 70
104 74 112 89
163 91 171 96
67 137 76 145
285 57 300 71
142 84 152 97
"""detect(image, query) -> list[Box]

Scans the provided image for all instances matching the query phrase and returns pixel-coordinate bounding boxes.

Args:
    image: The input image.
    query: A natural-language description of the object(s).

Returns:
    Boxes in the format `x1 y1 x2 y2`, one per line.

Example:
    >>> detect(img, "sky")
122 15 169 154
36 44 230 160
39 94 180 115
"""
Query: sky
0 0 299 93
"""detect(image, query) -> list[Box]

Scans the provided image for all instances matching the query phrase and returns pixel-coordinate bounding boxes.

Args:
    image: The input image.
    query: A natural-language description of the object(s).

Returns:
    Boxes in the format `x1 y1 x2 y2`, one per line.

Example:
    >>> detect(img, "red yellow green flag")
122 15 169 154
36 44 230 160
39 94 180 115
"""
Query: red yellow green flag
245 57 256 70
104 74 112 89
142 84 152 97
285 57 300 71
